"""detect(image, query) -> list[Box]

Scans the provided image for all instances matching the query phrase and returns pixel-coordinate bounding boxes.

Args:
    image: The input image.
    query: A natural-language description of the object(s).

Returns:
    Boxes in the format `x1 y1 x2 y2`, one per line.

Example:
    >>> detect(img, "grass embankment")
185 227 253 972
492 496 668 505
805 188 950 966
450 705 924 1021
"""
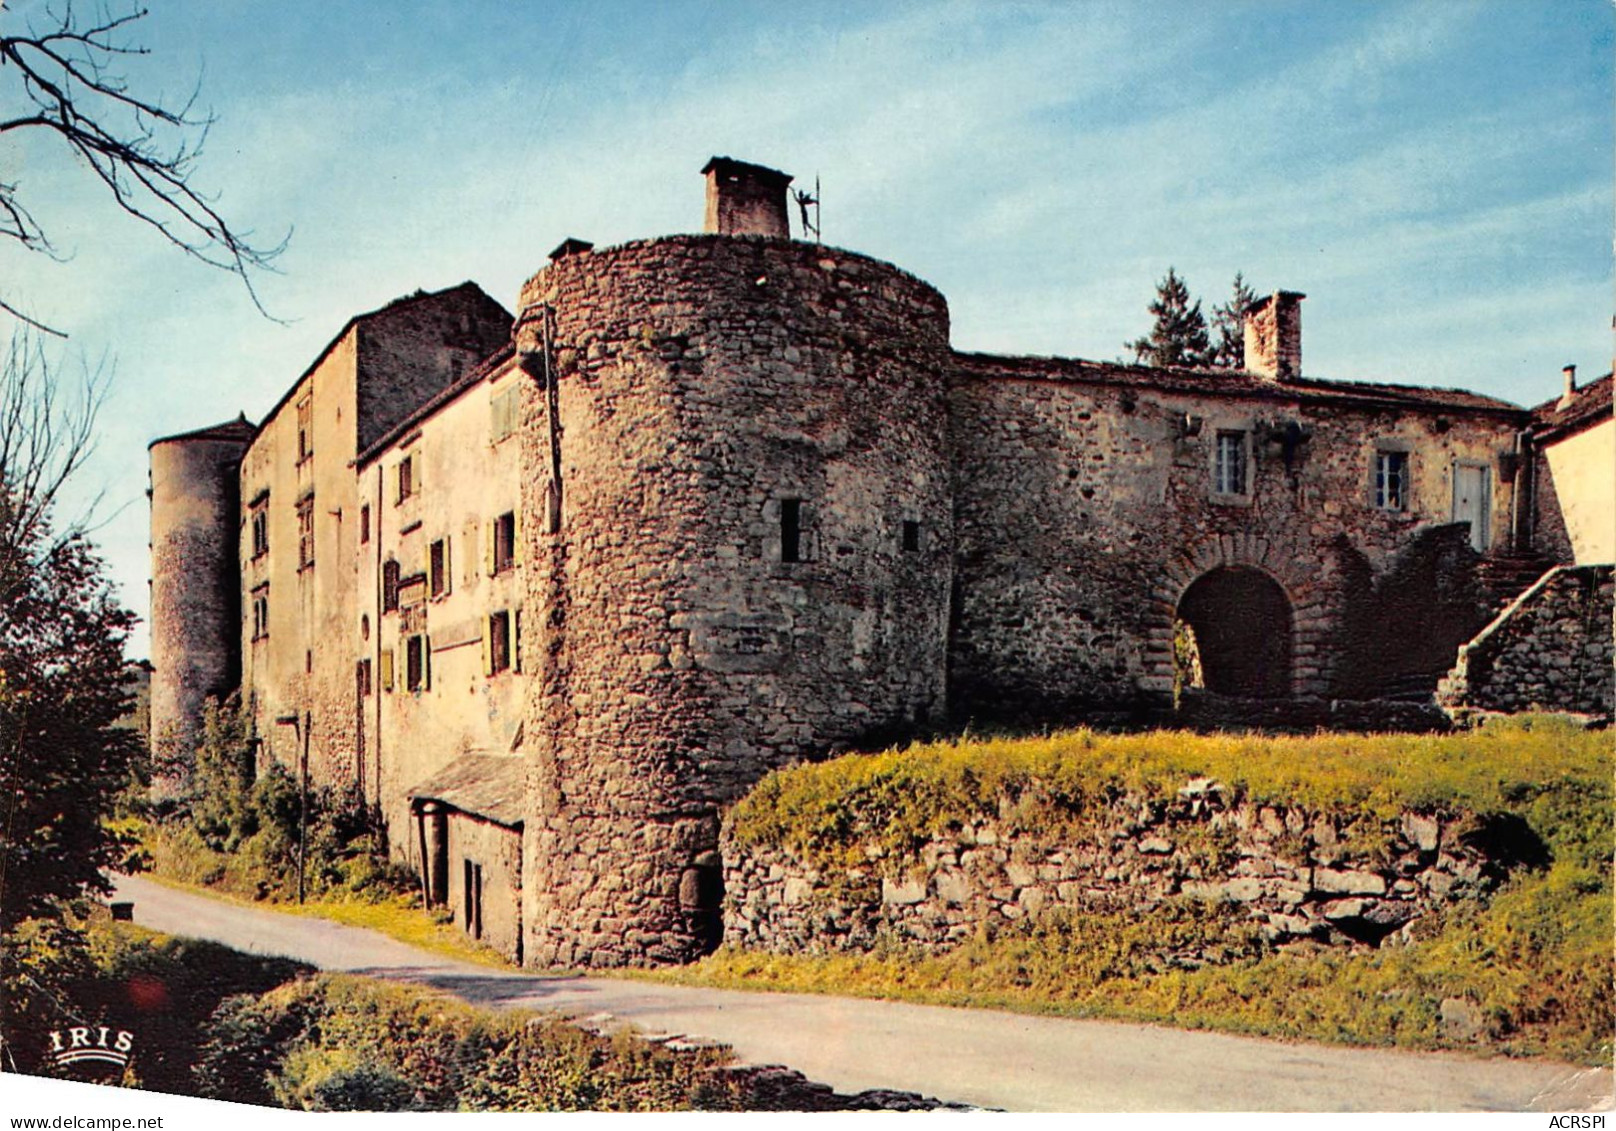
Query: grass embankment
137 822 511 969
652 717 1614 1065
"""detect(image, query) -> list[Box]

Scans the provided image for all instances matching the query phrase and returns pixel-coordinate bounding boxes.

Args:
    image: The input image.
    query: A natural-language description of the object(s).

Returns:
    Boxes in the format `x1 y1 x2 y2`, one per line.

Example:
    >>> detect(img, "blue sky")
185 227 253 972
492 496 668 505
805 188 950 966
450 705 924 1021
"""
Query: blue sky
2 0 1610 658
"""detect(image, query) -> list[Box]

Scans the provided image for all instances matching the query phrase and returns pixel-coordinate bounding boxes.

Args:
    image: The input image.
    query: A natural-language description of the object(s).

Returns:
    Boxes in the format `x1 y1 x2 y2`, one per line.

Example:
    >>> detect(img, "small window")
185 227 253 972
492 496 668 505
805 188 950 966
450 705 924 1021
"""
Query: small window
429 538 450 598
1214 431 1247 496
491 385 520 443
492 511 516 575
382 559 401 612
1374 451 1409 511
901 520 920 553
405 634 429 692
357 658 372 698
296 396 313 462
250 586 269 640
250 504 269 559
780 498 802 563
487 610 511 675
360 504 371 545
396 455 415 504
296 495 315 569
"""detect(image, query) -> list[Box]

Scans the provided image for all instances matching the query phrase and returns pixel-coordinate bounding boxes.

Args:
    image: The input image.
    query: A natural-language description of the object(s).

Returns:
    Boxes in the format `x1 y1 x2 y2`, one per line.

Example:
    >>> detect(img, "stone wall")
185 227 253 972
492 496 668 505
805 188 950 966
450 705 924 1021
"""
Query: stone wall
1438 565 1614 718
443 811 522 961
946 357 1518 723
148 425 254 771
517 235 954 967
723 780 1527 959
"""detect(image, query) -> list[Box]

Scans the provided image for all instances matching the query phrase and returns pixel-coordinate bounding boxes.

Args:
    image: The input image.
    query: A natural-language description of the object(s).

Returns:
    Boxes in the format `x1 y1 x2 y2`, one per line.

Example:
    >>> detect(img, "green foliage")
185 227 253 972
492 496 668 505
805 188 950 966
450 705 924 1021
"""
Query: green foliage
196 975 746 1111
143 694 417 906
1127 267 1212 368
0 523 141 932
700 718 1614 1063
1207 272 1259 369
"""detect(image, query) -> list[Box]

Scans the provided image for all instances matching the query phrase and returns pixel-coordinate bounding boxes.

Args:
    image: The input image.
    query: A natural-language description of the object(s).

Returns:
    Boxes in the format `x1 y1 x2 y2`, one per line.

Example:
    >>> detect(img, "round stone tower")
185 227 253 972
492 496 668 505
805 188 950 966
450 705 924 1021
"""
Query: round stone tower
516 233 954 967
148 416 256 777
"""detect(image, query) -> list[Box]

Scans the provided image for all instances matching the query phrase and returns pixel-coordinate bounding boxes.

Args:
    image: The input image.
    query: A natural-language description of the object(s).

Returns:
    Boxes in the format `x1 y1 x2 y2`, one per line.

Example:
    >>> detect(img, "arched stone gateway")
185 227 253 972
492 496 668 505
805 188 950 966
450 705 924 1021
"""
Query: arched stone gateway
1176 567 1294 698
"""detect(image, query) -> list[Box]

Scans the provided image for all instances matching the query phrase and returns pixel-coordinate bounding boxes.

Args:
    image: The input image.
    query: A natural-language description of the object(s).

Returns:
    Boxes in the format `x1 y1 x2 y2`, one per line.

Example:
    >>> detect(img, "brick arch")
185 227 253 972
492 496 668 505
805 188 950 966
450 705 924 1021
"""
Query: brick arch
1140 533 1332 697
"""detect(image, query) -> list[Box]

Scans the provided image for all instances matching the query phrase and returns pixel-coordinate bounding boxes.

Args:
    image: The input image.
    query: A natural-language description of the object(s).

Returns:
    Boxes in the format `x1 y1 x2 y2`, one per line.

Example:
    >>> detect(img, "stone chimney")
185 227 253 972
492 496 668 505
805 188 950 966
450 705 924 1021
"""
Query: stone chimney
701 156 793 238
1558 364 1578 409
1243 291 1306 382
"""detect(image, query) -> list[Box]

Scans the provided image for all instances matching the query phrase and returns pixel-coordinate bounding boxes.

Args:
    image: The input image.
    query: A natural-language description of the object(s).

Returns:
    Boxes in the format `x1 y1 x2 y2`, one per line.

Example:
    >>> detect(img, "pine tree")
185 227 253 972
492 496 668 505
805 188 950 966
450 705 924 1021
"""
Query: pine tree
1208 273 1260 370
1127 268 1211 368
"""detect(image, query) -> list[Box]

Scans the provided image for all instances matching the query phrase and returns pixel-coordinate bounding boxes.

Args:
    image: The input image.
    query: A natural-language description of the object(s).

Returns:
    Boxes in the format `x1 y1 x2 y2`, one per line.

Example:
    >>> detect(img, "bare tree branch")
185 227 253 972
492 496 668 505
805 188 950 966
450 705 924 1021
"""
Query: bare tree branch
0 1 289 332
0 328 107 602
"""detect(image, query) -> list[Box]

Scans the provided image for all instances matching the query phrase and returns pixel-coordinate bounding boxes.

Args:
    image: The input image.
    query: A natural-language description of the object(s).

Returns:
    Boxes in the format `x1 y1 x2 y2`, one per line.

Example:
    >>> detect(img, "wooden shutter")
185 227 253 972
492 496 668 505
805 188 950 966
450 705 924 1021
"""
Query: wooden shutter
424 635 432 690
380 648 394 692
443 536 452 596
512 506 523 566
484 520 495 576
481 615 492 676
513 608 522 673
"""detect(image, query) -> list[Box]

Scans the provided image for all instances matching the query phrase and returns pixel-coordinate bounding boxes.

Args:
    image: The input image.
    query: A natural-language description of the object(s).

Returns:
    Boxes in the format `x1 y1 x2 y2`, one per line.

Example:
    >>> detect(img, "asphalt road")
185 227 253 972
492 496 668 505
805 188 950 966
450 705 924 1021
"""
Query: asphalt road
110 874 1613 1113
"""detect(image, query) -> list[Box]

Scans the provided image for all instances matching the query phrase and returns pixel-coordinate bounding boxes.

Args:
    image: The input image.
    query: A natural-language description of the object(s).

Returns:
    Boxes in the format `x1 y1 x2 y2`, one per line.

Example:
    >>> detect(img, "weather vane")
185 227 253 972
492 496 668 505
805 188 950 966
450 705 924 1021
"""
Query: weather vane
794 176 821 243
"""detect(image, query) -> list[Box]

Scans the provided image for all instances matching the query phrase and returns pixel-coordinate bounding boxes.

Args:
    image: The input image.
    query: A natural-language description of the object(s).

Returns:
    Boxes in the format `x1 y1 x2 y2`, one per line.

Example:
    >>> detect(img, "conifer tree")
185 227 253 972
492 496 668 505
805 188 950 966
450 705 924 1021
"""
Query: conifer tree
1208 273 1260 370
1127 268 1211 368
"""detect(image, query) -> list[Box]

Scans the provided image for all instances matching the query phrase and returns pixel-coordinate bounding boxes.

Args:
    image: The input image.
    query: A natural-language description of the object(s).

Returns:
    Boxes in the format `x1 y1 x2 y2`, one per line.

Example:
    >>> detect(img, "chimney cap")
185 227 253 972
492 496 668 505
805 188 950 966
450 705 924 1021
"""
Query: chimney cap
548 237 595 262
700 156 793 187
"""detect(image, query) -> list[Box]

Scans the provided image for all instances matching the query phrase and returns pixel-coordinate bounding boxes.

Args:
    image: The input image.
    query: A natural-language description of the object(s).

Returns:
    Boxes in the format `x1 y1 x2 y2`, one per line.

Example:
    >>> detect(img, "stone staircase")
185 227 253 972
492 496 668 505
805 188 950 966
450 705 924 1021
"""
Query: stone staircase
1475 552 1554 614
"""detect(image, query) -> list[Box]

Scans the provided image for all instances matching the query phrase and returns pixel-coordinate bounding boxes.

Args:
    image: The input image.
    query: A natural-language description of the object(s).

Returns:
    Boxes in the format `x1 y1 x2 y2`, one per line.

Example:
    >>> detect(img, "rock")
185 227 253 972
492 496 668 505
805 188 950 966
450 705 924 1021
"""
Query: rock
1004 862 1037 887
1439 997 1487 1041
881 877 926 905
1401 812 1441 853
1312 868 1387 896
1223 878 1263 902
934 871 971 906
782 876 812 905
1320 898 1367 921
1138 836 1173 855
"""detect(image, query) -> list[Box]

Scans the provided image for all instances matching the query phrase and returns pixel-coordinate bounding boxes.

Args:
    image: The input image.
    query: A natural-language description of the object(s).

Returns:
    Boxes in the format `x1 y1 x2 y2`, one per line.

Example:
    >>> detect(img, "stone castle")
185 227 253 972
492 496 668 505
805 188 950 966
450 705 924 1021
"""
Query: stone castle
149 158 1614 967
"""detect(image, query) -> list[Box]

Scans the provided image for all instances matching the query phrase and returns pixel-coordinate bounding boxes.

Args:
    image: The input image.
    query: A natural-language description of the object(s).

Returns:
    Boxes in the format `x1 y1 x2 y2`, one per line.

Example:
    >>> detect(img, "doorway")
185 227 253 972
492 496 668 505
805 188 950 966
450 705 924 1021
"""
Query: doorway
1176 567 1293 698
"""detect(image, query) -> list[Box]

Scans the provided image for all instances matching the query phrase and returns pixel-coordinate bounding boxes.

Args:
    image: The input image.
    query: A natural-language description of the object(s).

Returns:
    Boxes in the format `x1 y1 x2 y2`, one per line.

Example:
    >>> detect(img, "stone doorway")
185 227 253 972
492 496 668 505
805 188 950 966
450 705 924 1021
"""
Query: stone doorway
1176 567 1293 698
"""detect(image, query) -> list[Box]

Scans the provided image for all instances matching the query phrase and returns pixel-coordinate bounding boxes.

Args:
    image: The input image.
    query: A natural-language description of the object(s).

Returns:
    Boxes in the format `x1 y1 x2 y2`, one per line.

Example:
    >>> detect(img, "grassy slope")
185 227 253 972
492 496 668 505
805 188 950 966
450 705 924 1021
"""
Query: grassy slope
654 717 1614 1065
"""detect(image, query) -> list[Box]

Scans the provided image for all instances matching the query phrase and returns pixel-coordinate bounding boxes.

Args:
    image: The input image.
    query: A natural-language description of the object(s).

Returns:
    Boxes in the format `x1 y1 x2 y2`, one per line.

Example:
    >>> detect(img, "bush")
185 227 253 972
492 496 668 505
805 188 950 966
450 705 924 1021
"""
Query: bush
196 975 747 1111
142 695 417 906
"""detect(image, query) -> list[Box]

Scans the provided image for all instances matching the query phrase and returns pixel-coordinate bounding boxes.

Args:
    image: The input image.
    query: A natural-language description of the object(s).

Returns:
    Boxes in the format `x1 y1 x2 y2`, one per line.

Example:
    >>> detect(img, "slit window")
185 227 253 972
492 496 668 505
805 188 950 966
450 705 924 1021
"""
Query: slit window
429 538 450 598
1214 431 1247 496
250 586 269 640
250 504 269 559
357 658 372 697
360 504 371 545
382 559 401 612
296 396 313 462
396 454 415 503
1374 451 1409 511
902 520 921 553
780 498 802 563
492 511 516 574
296 495 315 569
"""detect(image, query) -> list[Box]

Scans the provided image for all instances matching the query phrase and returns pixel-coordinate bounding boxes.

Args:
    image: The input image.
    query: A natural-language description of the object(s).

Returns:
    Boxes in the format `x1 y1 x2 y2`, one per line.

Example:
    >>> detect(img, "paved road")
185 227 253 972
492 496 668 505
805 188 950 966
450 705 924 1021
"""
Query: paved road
111 875 1612 1113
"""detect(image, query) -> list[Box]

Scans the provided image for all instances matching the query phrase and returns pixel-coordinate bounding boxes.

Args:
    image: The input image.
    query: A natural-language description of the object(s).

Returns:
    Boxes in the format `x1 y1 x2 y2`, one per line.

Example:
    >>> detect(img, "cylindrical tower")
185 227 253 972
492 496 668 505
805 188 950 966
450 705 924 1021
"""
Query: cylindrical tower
516 235 954 967
148 416 256 783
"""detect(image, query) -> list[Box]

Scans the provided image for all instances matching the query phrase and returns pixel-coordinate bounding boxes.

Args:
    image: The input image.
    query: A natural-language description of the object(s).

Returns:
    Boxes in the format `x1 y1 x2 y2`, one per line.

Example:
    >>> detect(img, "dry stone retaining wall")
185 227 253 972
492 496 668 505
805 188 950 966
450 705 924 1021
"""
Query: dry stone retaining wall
723 778 1524 960
1438 564 1614 719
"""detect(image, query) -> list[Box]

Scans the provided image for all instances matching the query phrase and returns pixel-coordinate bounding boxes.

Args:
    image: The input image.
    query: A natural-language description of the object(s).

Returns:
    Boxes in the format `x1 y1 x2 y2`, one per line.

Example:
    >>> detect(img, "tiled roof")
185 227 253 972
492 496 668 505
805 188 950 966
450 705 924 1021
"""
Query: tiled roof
952 353 1526 416
1531 371 1613 442
148 413 257 449
408 752 524 828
